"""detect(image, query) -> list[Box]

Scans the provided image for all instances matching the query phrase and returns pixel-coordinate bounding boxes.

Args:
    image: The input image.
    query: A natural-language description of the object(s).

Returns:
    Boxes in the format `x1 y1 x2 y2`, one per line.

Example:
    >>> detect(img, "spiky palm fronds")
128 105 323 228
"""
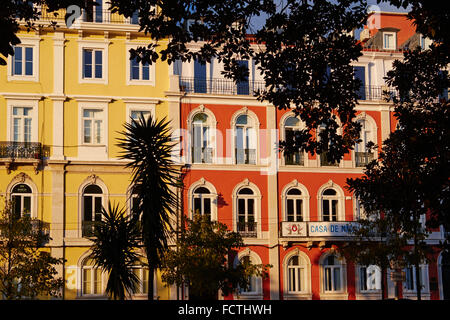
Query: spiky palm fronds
89 202 142 300
117 114 180 299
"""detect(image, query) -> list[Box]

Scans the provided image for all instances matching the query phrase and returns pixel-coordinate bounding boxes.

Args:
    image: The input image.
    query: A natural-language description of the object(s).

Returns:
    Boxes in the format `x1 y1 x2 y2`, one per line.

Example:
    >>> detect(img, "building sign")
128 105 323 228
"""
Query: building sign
281 222 307 237
281 221 359 237
308 222 358 237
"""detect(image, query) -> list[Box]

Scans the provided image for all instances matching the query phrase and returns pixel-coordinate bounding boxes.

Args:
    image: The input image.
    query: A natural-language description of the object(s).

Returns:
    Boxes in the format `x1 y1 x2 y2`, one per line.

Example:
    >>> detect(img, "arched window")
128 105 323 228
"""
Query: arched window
237 187 257 237
283 116 304 165
235 115 256 165
81 258 103 296
192 186 213 219
317 123 339 167
322 254 344 293
287 255 306 293
355 119 375 167
403 264 429 296
286 188 304 222
238 255 259 295
11 183 32 219
82 184 103 237
321 188 339 222
192 112 213 163
132 264 150 295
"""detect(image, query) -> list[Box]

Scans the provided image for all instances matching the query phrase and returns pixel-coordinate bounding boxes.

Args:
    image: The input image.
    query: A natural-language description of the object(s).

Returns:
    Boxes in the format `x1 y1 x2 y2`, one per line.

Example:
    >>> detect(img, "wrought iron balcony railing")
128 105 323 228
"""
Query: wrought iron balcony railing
320 152 339 167
355 151 375 167
236 148 256 165
82 221 101 238
180 77 266 96
356 85 398 101
237 221 257 238
0 219 50 239
38 8 140 25
0 142 49 160
192 147 213 164
284 151 304 165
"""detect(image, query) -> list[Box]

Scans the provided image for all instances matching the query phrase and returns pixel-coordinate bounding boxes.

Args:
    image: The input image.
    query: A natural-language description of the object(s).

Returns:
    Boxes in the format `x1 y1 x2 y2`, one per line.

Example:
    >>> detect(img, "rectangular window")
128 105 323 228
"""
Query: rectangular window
237 60 249 95
12 46 33 76
130 57 150 81
383 33 396 50
82 109 103 144
83 49 103 79
353 66 366 100
130 110 150 122
194 60 207 93
12 107 32 143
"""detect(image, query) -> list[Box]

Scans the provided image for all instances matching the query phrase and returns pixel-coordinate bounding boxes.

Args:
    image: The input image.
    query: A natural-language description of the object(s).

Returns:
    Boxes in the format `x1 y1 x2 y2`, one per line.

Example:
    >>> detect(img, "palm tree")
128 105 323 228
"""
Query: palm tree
117 114 180 300
89 201 142 300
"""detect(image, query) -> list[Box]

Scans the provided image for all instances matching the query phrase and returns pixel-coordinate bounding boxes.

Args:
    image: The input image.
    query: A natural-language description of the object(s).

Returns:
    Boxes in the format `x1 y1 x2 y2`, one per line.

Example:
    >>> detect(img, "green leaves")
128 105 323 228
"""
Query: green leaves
161 214 271 300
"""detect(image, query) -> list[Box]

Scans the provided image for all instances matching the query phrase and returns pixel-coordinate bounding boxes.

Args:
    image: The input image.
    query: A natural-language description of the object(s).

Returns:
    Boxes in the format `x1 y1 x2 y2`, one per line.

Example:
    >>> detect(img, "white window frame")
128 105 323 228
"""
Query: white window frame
383 32 396 50
6 99 39 143
281 113 306 166
230 108 260 166
125 103 156 125
232 180 262 239
187 106 217 165
188 179 218 221
356 265 382 299
283 249 312 300
320 253 347 299
281 180 310 222
78 40 109 84
125 43 156 86
77 101 109 160
402 264 430 299
7 38 40 82
80 260 105 298
233 250 263 299
317 181 345 222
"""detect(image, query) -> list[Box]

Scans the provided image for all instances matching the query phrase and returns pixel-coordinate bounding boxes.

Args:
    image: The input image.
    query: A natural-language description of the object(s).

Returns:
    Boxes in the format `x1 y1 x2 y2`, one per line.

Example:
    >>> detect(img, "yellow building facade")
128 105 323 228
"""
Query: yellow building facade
0 4 181 299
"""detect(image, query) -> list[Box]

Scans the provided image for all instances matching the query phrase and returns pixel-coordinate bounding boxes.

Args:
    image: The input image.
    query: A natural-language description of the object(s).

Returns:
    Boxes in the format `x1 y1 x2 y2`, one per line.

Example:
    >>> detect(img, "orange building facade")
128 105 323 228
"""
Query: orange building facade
167 11 449 300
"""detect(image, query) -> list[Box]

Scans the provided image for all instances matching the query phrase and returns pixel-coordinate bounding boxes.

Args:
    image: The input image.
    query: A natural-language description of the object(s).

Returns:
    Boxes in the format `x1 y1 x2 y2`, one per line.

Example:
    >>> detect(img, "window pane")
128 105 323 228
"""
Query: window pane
94 197 102 221
334 268 341 291
83 50 92 78
84 120 92 143
95 119 102 144
323 199 330 221
194 197 201 215
238 198 245 215
83 269 92 294
23 196 31 216
131 58 140 80
24 118 32 142
13 118 20 142
287 199 294 221
84 196 93 221
296 199 303 221
142 63 150 80
24 47 33 75
331 200 338 221
95 50 102 78
204 198 211 215
13 47 22 75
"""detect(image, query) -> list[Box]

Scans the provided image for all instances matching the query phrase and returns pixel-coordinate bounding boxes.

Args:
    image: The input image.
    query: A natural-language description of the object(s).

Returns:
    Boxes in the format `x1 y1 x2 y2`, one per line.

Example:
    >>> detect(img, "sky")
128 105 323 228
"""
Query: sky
247 0 411 34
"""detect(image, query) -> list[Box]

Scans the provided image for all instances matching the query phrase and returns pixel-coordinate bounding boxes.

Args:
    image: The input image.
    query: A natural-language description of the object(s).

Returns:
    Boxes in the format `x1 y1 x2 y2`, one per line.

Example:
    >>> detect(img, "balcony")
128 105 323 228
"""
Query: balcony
284 152 304 165
192 147 213 164
356 85 398 101
37 8 140 25
355 152 374 167
236 148 256 165
320 153 339 167
180 77 266 96
0 219 50 241
82 221 101 238
0 142 49 174
237 222 257 238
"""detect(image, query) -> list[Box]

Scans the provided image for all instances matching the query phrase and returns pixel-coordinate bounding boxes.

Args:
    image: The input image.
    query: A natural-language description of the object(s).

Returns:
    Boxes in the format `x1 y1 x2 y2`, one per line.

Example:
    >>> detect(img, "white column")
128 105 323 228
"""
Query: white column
52 32 65 160
266 104 280 300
